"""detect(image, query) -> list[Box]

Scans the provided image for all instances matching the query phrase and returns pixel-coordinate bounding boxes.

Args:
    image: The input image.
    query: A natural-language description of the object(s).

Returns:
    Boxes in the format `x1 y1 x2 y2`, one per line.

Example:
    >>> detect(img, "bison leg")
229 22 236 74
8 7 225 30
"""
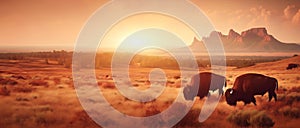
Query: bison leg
199 94 206 99
268 93 272 101
268 91 277 101
251 96 257 105
219 88 224 95
243 101 249 106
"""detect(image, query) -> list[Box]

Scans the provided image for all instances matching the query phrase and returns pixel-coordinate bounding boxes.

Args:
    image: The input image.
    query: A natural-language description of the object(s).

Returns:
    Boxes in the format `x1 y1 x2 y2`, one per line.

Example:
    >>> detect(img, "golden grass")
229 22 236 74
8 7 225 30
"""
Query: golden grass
0 57 299 127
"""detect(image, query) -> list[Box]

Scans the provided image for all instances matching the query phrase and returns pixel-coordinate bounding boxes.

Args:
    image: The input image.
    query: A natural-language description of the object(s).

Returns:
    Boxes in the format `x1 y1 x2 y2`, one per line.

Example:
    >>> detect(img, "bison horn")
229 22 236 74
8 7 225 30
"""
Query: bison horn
230 90 233 95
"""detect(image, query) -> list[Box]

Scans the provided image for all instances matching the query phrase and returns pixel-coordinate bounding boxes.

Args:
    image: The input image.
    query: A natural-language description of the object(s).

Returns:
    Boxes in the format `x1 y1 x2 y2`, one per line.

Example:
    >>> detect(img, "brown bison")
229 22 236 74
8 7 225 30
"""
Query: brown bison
286 63 299 70
225 73 278 106
183 72 226 100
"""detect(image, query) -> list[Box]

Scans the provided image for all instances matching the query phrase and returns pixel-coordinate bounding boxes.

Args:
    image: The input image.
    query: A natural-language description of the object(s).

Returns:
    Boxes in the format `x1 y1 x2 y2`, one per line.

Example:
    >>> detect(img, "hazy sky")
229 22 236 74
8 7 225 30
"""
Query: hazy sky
99 13 198 50
1 0 300 51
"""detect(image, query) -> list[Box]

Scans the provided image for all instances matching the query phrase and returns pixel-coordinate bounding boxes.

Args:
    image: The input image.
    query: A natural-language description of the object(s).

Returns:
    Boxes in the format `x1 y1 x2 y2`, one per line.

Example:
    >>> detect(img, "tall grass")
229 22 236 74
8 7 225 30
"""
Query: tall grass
227 110 274 127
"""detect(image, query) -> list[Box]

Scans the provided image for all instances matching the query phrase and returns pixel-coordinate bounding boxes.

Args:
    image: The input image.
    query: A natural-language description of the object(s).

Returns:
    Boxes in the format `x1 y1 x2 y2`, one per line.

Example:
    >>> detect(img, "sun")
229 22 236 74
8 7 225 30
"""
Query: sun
97 12 200 53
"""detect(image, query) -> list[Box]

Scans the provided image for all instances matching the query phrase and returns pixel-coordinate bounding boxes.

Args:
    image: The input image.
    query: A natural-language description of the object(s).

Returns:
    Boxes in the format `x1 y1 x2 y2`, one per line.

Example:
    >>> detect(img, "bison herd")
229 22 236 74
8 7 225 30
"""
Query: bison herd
183 72 278 106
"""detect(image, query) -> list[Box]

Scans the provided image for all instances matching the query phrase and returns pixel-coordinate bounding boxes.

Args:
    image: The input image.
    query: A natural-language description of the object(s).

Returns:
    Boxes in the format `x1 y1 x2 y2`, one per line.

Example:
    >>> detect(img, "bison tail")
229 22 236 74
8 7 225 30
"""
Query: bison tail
276 79 278 91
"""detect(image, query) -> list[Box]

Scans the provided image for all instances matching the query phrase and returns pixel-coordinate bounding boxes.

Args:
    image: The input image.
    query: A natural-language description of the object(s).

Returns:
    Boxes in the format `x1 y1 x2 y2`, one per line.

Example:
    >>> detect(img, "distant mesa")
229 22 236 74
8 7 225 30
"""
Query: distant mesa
190 27 300 53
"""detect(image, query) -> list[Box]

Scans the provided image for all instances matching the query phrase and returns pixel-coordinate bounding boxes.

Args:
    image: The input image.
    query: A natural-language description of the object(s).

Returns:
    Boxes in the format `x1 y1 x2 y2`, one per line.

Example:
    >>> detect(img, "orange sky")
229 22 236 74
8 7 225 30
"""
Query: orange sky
0 0 300 51
99 13 199 50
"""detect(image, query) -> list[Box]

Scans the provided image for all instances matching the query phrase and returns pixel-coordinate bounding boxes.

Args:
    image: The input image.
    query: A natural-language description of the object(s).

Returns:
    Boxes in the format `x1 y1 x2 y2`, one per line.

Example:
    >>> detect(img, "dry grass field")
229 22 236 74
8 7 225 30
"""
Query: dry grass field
0 56 299 128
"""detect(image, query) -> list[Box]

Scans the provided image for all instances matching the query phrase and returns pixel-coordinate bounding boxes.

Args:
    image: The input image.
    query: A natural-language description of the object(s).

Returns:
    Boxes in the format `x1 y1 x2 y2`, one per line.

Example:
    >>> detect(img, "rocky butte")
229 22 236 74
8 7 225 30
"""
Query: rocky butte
190 28 300 53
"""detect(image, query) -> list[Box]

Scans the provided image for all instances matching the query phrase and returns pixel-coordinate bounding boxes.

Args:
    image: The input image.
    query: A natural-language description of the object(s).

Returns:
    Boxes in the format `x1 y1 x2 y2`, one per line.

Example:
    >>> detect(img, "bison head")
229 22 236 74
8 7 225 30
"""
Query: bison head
225 88 238 106
183 85 197 101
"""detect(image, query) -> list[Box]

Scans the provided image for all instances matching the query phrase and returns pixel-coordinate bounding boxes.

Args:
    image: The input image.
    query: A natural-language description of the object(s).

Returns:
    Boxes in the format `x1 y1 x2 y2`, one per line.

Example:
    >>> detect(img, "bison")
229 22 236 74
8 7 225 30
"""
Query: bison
286 63 299 70
183 72 226 100
225 73 278 106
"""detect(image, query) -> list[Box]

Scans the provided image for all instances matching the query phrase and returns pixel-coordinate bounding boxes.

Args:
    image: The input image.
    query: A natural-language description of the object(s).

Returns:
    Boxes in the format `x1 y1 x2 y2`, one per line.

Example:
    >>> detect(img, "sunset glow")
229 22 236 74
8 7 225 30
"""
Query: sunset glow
98 13 198 51
1 0 300 52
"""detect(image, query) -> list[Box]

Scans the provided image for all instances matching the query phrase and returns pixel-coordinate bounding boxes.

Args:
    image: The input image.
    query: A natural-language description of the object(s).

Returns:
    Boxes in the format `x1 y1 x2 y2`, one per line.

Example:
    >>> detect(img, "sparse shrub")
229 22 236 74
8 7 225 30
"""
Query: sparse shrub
227 110 252 127
145 104 161 116
277 94 286 101
0 86 10 96
57 84 68 89
52 77 61 84
100 82 115 89
286 92 300 105
135 79 147 83
13 110 35 127
174 75 180 79
167 80 175 85
173 80 182 88
34 110 68 127
11 75 26 80
124 97 130 101
227 110 274 127
216 109 227 116
282 87 288 92
132 83 139 87
69 110 99 128
35 105 53 112
15 97 30 102
0 77 18 85
279 106 300 118
290 86 300 92
29 80 48 87
13 85 34 93
35 112 49 125
0 103 16 126
249 111 275 128
163 98 174 105
174 108 202 127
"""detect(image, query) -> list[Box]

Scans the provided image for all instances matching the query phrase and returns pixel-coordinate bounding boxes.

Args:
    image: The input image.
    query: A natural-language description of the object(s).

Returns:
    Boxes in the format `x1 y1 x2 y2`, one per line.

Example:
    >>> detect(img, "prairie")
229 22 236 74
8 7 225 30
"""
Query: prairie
0 53 299 128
